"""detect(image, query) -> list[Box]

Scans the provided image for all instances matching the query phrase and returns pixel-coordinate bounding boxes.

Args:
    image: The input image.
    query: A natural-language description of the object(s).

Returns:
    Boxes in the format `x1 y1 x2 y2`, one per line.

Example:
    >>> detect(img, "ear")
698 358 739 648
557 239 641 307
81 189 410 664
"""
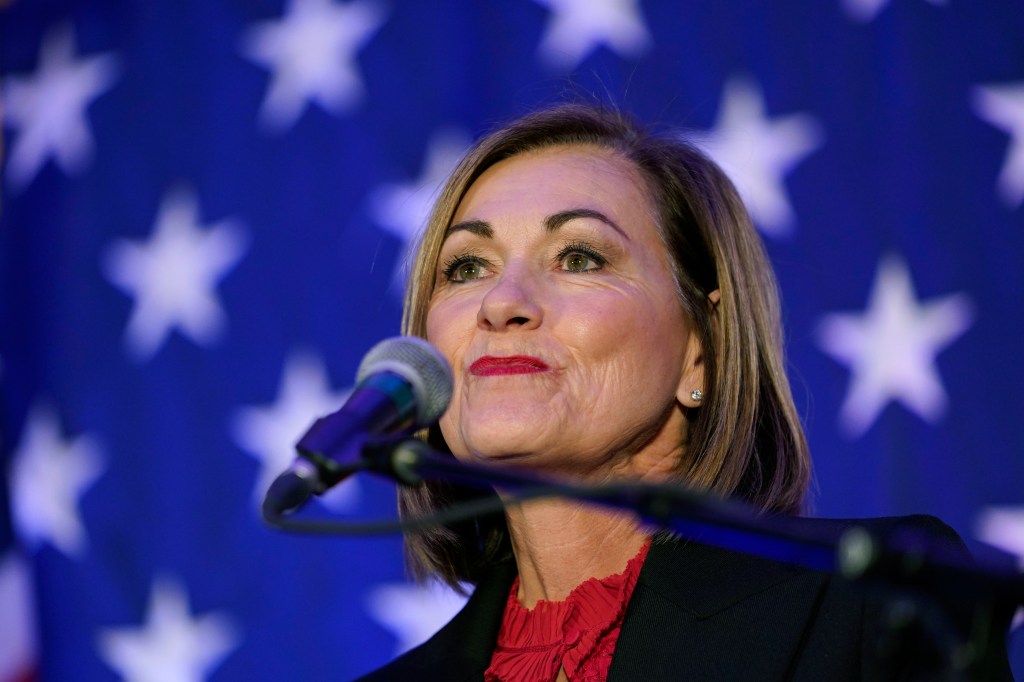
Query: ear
676 289 720 407
676 331 706 408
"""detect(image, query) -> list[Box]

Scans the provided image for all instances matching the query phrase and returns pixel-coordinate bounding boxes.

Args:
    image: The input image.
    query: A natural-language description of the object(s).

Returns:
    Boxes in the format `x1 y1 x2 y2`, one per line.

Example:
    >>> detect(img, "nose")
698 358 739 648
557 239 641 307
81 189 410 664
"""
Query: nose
477 268 543 332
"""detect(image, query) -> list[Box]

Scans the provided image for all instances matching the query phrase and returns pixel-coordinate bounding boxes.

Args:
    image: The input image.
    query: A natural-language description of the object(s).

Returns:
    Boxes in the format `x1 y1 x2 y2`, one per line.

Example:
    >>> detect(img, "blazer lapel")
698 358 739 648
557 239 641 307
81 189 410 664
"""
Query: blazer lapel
609 537 829 681
411 559 517 682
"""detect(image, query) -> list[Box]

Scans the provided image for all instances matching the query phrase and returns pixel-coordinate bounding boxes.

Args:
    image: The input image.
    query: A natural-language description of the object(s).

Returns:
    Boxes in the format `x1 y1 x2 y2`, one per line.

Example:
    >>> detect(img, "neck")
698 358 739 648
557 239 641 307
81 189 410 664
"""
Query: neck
504 498 649 608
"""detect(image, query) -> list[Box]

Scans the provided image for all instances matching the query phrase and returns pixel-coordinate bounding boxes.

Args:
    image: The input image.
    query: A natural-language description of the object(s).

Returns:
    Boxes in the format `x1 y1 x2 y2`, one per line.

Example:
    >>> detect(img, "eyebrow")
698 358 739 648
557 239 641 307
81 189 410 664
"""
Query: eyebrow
444 219 492 239
445 208 628 240
545 208 627 238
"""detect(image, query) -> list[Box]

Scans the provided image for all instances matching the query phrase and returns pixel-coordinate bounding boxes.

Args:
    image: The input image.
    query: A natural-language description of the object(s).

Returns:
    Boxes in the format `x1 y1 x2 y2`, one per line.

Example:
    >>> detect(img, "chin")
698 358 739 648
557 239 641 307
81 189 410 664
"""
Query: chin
465 391 557 420
454 424 554 465
443 397 565 459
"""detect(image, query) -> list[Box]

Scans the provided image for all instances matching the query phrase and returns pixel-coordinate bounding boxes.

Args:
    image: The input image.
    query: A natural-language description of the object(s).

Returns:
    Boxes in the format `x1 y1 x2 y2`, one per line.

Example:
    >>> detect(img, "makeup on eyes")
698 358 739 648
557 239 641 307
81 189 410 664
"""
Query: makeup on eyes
436 229 624 285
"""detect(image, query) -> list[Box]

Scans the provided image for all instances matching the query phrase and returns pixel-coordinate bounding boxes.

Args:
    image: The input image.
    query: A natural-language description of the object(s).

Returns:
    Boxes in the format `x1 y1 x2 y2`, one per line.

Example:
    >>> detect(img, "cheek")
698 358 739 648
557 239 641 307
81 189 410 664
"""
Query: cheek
568 288 675 355
438 409 468 458
571 290 689 389
426 298 474 454
426 297 471 357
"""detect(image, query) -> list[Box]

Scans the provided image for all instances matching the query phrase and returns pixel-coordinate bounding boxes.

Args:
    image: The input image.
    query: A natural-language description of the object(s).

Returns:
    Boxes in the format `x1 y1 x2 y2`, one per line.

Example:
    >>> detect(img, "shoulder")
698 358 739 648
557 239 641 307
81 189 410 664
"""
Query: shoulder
615 515 1011 681
640 514 969 599
649 512 977 618
353 560 517 682
789 513 966 543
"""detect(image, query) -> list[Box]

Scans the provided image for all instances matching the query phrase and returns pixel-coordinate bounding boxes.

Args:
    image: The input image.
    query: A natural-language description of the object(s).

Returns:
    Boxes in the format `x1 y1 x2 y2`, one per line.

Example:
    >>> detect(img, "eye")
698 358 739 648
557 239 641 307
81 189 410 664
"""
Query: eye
563 252 597 272
442 255 490 283
556 242 606 273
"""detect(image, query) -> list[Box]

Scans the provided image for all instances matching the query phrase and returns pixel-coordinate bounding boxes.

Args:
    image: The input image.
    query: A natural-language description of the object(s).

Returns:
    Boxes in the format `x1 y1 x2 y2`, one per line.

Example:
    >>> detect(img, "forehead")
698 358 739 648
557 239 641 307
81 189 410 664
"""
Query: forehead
452 145 654 225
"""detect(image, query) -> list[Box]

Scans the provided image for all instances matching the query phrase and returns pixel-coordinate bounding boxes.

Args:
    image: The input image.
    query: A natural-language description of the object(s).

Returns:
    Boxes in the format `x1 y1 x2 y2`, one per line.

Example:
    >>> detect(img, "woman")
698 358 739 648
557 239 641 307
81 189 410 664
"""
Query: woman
359 104 1012 681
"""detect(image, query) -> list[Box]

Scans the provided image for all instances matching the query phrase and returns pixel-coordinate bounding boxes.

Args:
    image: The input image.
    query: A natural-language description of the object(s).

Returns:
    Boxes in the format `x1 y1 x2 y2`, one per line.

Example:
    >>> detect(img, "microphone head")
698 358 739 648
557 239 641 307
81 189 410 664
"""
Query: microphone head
356 336 453 426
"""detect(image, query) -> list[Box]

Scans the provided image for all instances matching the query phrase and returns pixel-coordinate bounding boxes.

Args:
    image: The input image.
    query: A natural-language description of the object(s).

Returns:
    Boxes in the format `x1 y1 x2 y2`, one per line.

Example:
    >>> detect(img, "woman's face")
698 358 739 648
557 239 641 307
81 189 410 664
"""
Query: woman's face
426 145 703 480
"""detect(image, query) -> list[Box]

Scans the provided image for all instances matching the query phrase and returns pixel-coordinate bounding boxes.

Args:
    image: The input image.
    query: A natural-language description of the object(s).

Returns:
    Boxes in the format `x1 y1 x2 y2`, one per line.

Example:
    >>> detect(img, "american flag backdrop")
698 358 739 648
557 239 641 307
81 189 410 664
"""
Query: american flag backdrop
1 0 1023 679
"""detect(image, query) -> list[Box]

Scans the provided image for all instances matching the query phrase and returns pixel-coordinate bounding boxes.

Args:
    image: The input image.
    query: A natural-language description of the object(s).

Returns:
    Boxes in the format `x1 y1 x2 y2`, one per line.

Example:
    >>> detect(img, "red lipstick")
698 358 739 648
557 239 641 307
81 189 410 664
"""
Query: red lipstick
469 355 550 376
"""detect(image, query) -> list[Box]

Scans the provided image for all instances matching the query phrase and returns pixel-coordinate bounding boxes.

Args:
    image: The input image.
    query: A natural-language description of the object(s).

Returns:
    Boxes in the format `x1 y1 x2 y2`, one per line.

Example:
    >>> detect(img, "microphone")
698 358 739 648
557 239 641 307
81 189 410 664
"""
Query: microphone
263 336 453 516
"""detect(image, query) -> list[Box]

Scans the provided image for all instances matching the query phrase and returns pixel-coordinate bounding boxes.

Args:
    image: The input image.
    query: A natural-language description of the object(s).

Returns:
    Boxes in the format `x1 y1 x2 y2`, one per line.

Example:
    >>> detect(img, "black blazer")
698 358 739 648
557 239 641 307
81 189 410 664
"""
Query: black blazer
357 516 1015 681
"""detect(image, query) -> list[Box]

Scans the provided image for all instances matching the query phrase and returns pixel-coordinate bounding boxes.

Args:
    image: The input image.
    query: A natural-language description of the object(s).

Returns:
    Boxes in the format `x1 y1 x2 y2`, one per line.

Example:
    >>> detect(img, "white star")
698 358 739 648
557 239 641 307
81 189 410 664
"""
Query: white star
369 128 471 294
366 581 470 655
532 0 651 70
97 576 240 682
972 81 1024 209
975 506 1024 630
697 77 823 237
1 22 120 191
841 0 946 23
103 187 248 361
976 506 1024 570
231 350 360 511
9 402 104 558
816 255 974 438
239 0 387 132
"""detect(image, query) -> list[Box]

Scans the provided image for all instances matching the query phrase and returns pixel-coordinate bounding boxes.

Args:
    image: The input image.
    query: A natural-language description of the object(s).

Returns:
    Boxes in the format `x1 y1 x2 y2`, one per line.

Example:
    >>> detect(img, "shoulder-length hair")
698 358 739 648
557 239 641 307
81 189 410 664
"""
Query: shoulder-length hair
398 103 811 588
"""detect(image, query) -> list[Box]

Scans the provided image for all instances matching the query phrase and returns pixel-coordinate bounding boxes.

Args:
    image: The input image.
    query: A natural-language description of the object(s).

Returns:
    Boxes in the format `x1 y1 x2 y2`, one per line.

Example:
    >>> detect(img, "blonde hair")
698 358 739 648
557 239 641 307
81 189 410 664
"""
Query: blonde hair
399 104 811 587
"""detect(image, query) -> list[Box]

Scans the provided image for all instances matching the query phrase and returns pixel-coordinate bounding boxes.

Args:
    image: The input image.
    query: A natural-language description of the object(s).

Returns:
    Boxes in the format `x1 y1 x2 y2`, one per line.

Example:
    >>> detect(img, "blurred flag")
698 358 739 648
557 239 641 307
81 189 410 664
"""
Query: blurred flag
1 1 1022 679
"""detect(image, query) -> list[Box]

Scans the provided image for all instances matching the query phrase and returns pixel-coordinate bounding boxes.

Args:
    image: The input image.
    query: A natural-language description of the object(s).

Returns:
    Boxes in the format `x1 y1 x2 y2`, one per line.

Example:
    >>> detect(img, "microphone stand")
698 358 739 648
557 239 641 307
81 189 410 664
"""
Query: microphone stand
362 437 1023 681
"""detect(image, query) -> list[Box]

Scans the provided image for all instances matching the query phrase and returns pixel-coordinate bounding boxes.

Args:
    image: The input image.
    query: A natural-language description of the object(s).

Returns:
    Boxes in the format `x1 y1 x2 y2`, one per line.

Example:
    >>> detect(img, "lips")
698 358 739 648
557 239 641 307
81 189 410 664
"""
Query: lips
469 355 550 376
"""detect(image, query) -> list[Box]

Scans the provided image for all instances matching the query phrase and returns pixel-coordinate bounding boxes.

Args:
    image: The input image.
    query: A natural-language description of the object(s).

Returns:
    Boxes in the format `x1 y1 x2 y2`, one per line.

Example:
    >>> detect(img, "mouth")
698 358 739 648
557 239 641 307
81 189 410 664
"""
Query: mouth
469 355 550 377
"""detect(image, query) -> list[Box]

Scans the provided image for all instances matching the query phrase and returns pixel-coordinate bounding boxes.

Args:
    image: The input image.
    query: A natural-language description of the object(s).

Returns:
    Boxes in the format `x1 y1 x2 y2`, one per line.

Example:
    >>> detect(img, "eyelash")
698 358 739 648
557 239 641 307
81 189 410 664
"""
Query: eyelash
439 241 608 283
555 241 607 271
441 252 490 282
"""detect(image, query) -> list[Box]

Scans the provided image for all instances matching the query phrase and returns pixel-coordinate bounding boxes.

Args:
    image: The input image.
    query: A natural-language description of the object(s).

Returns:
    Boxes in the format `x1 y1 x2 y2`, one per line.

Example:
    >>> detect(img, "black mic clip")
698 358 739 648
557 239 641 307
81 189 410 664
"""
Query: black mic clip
262 430 423 520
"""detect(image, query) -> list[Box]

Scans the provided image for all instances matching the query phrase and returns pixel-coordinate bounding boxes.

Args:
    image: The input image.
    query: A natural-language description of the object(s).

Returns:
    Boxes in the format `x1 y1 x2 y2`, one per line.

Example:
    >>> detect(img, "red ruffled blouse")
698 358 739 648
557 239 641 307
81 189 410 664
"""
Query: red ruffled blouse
484 540 651 682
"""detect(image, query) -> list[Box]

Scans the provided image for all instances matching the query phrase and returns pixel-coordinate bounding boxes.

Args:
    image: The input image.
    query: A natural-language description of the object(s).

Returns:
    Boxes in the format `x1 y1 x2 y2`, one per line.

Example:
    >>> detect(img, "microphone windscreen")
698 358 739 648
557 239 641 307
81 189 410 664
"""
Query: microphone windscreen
355 336 453 425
